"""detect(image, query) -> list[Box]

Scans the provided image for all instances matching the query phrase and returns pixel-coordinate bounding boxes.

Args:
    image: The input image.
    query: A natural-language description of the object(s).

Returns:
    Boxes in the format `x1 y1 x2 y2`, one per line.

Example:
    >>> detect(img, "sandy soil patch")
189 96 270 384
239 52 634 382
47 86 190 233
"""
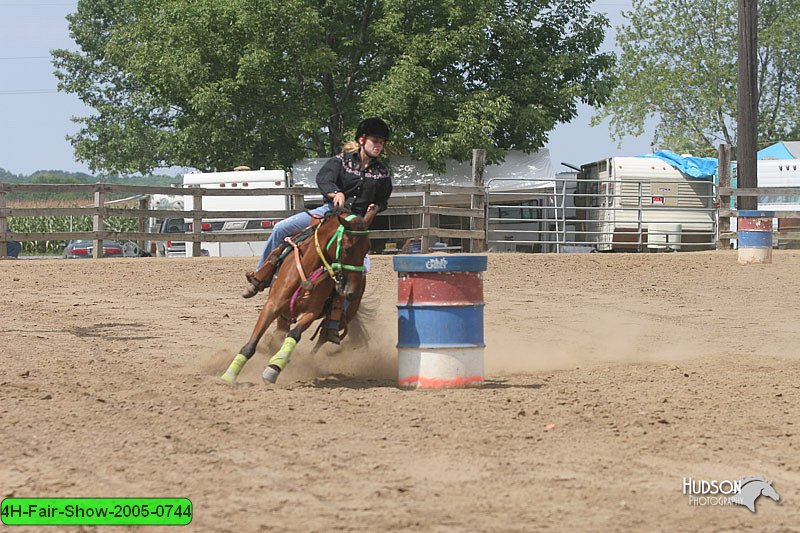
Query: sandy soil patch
1 251 798 531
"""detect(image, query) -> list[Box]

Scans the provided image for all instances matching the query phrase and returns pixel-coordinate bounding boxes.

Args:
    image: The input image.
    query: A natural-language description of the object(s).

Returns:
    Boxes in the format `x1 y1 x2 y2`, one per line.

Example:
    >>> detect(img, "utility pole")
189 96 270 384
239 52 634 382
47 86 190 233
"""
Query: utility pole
737 0 758 210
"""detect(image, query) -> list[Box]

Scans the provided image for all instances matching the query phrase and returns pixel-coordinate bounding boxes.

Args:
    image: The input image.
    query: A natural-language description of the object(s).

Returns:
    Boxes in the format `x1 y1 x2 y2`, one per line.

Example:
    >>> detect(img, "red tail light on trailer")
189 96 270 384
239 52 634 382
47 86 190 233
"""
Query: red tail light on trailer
187 222 212 231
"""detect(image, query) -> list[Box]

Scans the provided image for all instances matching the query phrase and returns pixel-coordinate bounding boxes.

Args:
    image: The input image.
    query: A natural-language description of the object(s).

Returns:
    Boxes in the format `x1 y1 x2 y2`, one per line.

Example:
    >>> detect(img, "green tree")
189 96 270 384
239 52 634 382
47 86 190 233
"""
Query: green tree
54 0 614 173
594 0 800 156
0 168 22 182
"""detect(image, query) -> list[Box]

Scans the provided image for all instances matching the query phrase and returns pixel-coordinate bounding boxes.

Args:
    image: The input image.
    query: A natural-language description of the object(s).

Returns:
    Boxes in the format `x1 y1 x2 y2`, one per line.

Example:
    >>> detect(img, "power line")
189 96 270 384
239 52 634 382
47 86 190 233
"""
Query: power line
0 89 59 95
0 3 76 6
0 56 51 60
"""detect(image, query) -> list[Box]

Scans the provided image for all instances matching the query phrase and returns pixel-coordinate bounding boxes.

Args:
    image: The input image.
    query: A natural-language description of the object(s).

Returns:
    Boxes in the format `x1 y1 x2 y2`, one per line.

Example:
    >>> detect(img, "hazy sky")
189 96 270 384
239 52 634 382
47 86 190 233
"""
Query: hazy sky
0 0 652 176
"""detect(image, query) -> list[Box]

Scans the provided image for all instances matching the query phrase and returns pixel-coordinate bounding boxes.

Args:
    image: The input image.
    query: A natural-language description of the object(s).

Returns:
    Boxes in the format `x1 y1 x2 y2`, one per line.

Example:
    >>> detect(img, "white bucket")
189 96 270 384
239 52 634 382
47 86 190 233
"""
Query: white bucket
647 223 682 251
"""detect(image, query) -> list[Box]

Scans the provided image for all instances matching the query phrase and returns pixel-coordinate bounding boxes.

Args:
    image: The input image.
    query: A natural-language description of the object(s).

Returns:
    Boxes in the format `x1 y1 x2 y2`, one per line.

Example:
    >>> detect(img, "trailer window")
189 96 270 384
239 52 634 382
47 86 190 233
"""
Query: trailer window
488 200 541 224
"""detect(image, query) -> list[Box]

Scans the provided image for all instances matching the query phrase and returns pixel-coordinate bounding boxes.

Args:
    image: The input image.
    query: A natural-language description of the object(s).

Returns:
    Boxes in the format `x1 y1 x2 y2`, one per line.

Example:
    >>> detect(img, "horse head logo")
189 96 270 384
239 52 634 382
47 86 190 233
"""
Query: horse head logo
731 476 780 513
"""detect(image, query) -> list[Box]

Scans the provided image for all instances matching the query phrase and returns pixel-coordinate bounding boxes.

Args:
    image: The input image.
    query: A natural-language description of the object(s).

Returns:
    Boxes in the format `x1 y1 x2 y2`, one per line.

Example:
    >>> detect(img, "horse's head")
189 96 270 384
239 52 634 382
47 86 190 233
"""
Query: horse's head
316 209 371 300
734 476 781 512
761 481 780 502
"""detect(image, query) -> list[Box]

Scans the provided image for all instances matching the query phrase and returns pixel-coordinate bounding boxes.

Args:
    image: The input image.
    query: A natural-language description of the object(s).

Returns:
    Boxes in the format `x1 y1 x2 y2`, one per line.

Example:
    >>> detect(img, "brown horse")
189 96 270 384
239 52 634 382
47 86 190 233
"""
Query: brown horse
221 208 374 384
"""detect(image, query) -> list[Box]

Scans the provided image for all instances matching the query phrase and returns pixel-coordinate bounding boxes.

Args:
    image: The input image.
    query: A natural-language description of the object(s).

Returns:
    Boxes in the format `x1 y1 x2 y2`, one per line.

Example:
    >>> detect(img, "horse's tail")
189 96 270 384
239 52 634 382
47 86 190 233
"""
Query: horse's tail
347 292 377 348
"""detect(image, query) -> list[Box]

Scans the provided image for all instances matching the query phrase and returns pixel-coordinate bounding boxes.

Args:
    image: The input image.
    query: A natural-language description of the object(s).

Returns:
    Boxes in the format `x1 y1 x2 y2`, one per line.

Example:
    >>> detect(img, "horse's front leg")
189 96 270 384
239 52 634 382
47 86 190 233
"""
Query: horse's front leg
261 311 318 384
340 274 367 342
221 301 280 384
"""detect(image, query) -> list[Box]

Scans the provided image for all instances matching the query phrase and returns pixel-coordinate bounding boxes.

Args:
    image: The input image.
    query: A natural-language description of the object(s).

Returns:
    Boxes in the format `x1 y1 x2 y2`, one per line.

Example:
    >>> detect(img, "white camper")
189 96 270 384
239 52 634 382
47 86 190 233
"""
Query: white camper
756 159 800 211
756 159 800 247
181 168 290 257
578 157 716 251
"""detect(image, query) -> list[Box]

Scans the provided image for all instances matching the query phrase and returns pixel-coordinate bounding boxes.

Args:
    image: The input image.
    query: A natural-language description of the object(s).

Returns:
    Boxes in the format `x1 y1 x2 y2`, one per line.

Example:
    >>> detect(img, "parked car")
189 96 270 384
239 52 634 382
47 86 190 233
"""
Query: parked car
62 240 125 259
5 240 21 258
157 218 189 257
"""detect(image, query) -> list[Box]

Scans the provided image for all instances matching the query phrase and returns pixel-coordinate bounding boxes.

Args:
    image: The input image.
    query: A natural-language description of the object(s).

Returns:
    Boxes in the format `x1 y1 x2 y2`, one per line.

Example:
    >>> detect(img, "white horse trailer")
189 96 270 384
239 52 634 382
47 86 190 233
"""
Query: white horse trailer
577 157 716 251
181 169 290 257
756 159 800 247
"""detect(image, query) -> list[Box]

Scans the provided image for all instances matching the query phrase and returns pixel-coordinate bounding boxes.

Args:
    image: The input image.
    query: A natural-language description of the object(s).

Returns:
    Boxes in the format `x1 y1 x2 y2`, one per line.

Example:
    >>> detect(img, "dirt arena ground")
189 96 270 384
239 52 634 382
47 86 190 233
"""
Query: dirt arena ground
2 251 799 532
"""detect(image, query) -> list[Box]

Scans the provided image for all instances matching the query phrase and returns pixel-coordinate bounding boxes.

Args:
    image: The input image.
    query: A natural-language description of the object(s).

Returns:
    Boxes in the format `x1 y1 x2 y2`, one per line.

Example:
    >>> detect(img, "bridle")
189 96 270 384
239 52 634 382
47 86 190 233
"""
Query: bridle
285 212 369 323
317 213 369 297
314 213 369 282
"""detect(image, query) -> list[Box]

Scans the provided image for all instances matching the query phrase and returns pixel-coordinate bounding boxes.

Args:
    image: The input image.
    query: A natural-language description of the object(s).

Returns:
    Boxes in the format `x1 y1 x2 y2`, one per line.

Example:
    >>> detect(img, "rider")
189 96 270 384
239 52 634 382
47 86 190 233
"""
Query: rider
242 117 393 339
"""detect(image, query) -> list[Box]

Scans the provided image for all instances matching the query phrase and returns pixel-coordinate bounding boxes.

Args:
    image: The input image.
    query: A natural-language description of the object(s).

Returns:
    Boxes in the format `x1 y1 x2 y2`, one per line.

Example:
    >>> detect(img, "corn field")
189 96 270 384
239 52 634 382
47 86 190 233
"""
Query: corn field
7 200 139 255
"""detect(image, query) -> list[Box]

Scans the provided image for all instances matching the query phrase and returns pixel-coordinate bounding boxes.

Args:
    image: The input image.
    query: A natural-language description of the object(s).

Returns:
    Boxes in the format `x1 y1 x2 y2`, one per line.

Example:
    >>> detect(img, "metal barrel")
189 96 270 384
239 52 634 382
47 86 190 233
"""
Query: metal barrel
737 210 774 264
393 255 487 389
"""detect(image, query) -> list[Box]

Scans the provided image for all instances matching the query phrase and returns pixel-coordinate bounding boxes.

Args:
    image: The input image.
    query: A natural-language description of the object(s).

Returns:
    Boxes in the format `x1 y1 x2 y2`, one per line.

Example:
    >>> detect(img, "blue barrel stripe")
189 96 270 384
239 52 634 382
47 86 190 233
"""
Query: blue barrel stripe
737 210 775 218
393 255 488 273
397 305 484 348
739 230 773 248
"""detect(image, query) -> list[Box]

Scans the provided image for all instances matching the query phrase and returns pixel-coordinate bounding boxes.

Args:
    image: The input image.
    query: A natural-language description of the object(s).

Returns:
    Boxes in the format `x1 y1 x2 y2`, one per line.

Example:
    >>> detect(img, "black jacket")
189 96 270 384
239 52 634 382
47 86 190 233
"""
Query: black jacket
315 151 392 216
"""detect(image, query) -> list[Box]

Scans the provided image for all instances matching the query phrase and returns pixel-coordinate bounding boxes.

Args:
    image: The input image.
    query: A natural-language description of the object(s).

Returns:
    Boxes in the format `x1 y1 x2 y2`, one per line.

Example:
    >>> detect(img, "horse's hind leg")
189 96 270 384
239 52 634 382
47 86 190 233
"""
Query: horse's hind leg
262 311 317 384
221 302 280 384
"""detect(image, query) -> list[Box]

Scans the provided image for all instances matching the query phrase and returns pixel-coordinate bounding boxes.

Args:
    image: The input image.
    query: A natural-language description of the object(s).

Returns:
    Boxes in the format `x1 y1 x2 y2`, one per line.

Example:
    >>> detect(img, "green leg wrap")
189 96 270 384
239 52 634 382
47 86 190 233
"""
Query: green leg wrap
268 337 298 371
221 353 248 384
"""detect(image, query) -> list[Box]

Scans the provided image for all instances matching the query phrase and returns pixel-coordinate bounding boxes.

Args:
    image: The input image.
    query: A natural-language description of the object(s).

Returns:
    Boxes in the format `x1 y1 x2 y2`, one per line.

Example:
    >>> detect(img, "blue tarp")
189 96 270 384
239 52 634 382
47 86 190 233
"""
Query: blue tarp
640 150 717 179
758 142 795 160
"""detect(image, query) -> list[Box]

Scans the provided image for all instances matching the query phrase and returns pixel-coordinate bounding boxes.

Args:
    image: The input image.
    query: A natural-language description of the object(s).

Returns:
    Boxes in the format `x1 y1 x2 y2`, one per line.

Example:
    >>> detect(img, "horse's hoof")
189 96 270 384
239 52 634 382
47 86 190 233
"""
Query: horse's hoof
262 364 281 384
220 370 238 384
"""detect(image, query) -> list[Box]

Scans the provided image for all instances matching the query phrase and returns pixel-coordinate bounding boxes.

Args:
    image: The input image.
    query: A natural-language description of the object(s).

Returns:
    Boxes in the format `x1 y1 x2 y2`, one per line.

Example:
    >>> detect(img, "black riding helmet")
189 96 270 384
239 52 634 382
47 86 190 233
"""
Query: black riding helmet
355 117 390 141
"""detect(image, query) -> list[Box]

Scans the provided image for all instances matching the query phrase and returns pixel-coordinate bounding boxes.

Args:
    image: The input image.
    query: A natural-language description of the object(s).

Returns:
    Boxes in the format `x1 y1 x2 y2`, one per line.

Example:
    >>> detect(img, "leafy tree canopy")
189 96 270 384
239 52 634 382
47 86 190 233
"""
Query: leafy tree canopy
594 0 800 156
54 0 614 173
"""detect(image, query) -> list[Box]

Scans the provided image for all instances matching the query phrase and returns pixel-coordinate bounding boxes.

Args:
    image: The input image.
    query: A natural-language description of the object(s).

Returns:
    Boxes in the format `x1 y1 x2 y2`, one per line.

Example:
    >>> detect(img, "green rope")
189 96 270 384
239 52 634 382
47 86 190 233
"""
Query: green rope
324 214 367 273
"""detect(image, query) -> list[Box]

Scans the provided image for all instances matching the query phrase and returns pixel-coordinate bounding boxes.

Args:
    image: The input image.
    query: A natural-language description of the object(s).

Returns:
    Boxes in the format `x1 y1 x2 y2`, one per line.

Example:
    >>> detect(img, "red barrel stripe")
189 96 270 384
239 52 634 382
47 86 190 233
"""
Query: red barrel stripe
397 272 484 305
398 374 484 388
738 217 773 231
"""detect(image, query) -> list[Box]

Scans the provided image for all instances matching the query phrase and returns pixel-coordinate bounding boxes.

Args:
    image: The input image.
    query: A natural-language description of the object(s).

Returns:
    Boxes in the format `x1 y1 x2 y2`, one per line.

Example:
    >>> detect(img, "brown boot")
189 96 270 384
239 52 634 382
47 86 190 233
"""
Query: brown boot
241 255 280 298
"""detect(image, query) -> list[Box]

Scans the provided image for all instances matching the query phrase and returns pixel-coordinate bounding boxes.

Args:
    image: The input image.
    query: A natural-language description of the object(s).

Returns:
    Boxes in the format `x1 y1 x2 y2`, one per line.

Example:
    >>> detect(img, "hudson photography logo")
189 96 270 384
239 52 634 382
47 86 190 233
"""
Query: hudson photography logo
682 476 781 512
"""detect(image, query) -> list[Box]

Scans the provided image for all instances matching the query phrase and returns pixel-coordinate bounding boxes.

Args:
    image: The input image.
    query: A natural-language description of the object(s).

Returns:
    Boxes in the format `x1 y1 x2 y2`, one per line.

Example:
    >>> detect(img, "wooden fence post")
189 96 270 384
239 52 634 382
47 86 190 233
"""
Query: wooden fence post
192 190 202 257
0 189 7 259
93 188 105 259
421 184 432 253
290 191 304 213
717 143 732 249
737 0 758 211
138 197 149 255
470 149 487 252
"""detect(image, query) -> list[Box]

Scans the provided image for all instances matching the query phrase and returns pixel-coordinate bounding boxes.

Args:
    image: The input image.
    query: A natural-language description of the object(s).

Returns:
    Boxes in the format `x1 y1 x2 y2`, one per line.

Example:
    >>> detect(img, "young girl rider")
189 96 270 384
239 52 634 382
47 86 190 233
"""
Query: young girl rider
241 117 393 342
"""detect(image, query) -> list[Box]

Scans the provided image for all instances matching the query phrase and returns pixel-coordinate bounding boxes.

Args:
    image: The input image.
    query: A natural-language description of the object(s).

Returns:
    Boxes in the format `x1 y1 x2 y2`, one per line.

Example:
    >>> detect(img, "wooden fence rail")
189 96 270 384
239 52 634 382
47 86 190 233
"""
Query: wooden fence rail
717 186 800 244
0 182 487 258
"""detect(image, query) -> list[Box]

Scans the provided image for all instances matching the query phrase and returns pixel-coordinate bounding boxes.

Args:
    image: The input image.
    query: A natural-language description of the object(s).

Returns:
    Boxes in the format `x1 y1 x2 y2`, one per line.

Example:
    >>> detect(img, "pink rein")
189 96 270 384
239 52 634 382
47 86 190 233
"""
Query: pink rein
288 267 327 323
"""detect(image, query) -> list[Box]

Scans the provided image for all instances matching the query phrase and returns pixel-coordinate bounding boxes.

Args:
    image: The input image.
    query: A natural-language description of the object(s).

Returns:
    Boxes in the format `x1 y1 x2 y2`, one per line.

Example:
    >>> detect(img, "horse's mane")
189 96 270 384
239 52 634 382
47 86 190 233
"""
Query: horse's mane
323 207 368 231
739 476 769 487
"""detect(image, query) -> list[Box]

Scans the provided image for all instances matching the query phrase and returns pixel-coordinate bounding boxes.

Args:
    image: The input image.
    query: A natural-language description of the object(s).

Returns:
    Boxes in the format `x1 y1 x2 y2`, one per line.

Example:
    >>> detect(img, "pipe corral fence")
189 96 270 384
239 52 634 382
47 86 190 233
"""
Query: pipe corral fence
486 175 718 253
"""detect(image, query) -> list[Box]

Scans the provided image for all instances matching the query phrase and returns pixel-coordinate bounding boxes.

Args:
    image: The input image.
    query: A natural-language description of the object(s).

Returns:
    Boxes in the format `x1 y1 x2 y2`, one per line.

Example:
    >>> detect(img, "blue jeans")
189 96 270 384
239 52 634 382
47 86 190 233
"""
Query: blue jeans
257 203 332 268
